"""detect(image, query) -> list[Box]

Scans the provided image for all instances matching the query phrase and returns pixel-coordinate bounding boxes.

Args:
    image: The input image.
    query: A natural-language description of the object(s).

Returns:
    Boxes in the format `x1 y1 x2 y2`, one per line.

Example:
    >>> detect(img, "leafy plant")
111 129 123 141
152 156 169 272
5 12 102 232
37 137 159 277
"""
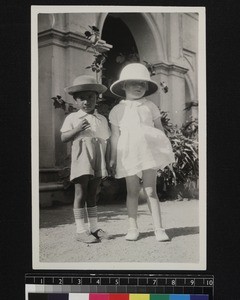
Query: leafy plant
158 107 199 200
58 166 71 189
84 25 100 47
51 95 76 114
184 101 198 111
85 53 107 73
51 95 66 110
84 25 111 78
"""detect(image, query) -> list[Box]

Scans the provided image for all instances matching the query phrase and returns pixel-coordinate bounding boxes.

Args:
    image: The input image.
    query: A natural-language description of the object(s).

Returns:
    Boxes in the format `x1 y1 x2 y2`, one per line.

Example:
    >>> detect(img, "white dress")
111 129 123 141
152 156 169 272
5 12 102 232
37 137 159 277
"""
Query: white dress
109 98 175 178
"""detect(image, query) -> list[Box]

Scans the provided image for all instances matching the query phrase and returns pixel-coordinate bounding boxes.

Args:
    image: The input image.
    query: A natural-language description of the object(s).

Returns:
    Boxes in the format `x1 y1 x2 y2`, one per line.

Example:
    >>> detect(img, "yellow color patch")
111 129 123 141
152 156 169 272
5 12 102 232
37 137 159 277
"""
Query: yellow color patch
129 294 150 300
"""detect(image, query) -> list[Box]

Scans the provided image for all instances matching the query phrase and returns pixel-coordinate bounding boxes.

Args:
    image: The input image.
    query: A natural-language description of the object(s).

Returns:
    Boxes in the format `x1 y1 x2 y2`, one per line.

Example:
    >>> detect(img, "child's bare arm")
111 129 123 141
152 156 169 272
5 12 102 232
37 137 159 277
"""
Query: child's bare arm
153 117 164 132
105 139 111 173
109 124 120 176
61 118 90 143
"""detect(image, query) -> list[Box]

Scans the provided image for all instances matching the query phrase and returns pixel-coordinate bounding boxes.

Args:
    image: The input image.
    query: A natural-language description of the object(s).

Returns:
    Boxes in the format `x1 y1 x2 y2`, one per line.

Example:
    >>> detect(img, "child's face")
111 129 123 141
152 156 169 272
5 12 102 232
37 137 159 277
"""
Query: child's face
75 91 97 113
123 80 148 99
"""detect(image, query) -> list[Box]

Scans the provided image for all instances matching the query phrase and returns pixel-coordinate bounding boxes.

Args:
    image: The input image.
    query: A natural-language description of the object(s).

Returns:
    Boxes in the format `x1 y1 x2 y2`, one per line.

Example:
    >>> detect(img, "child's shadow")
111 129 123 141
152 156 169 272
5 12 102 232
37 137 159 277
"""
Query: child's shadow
106 226 199 241
108 233 127 240
137 226 199 241
166 226 199 239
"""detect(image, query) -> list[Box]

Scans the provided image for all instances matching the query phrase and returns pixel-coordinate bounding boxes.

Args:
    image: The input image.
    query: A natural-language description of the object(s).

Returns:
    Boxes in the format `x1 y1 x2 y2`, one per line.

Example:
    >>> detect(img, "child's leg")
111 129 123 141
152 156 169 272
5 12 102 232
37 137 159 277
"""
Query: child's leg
73 175 89 234
125 175 141 240
73 176 99 243
142 169 162 228
142 169 169 241
86 177 110 240
86 177 101 233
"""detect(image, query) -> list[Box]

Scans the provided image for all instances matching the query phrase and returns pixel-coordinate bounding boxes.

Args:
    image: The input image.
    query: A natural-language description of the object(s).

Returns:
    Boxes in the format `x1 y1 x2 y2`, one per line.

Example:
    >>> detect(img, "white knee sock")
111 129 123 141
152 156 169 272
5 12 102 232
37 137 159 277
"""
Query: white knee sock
87 206 98 232
128 217 138 229
73 208 87 233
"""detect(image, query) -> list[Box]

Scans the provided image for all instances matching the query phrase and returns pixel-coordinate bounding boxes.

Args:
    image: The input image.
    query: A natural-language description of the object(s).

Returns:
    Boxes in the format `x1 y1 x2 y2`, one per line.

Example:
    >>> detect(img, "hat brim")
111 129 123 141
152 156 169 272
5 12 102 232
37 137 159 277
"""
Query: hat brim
64 83 107 95
110 79 159 97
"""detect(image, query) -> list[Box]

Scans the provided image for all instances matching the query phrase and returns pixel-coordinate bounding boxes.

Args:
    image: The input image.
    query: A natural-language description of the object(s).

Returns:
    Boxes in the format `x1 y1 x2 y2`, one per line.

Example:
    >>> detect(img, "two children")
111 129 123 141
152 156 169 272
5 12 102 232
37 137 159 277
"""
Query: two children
61 63 174 243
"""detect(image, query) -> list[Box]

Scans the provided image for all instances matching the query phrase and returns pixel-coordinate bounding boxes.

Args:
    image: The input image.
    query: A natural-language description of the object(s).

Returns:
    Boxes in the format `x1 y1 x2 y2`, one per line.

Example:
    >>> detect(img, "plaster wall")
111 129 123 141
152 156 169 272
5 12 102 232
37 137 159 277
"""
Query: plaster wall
39 45 55 167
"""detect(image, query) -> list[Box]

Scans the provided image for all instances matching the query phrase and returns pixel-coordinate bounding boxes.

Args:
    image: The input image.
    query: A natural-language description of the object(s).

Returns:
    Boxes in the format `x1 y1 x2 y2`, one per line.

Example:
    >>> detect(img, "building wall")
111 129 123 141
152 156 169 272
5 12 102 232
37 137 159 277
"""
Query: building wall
38 12 198 169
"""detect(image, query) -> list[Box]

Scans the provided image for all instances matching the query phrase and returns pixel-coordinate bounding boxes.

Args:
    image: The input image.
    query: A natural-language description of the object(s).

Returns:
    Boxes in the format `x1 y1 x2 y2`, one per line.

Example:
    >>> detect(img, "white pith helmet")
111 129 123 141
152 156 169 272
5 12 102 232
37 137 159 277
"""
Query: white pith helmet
110 63 159 97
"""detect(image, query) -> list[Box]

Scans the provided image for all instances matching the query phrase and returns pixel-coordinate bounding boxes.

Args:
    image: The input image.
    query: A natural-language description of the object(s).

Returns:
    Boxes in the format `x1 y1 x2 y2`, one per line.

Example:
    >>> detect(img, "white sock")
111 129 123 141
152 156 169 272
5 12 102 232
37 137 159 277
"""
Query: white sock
73 208 87 233
87 206 98 232
128 217 138 229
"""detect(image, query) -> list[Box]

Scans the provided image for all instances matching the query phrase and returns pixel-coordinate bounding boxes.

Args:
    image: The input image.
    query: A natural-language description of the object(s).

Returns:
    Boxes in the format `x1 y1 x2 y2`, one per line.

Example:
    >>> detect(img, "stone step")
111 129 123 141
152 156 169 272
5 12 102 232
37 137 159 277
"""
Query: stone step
39 182 64 192
39 182 73 208
39 168 63 183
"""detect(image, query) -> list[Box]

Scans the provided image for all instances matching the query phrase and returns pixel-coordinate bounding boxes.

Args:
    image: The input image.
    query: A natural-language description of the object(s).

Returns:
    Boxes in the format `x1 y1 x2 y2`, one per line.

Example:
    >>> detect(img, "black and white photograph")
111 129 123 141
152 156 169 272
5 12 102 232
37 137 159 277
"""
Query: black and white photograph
32 6 206 270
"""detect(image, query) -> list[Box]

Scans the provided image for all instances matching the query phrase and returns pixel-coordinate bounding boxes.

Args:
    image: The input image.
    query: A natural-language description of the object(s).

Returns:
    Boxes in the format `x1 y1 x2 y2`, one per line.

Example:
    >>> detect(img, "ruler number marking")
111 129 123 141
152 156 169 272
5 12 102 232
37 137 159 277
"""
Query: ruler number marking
206 279 213 286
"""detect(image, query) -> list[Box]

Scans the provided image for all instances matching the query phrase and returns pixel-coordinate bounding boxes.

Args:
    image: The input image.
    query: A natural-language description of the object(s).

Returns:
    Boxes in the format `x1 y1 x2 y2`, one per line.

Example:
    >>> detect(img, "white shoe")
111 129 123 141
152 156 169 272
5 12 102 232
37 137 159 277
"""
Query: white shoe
125 228 139 241
155 228 170 242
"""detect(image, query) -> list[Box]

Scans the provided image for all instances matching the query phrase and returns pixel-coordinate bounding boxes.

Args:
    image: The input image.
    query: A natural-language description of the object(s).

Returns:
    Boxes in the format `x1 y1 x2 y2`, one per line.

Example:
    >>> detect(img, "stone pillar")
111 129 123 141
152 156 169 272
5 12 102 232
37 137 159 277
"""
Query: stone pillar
153 13 189 126
38 13 111 168
153 63 188 126
38 43 56 168
38 14 96 168
166 13 184 63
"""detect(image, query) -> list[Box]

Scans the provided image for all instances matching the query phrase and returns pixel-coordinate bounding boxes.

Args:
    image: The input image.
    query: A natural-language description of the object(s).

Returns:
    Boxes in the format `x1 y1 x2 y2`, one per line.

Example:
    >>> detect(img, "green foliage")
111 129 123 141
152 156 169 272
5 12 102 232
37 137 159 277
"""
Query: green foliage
158 109 199 200
58 166 71 190
85 53 108 73
84 25 111 77
51 95 76 114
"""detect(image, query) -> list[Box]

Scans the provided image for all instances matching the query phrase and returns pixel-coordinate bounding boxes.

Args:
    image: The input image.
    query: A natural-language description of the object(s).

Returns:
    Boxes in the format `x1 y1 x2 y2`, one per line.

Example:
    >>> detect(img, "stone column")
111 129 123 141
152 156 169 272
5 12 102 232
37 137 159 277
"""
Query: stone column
38 15 95 168
38 13 111 169
152 13 189 126
153 63 188 126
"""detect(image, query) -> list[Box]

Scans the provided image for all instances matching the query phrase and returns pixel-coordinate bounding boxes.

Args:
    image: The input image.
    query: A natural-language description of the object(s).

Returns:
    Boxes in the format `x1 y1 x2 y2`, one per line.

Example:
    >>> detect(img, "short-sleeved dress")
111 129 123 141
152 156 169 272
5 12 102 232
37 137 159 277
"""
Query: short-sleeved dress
109 98 175 178
60 109 110 182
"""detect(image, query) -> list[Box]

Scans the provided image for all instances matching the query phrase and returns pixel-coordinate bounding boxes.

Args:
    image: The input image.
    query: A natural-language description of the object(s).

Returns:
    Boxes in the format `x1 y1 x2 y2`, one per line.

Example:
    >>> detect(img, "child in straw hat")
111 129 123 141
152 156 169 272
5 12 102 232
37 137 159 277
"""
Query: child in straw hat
109 63 175 242
61 75 111 244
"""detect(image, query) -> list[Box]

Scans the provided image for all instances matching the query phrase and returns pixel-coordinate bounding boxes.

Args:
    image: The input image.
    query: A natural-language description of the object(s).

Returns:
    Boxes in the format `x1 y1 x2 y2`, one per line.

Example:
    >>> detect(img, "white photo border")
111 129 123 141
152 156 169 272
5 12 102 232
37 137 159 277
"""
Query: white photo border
32 5 206 270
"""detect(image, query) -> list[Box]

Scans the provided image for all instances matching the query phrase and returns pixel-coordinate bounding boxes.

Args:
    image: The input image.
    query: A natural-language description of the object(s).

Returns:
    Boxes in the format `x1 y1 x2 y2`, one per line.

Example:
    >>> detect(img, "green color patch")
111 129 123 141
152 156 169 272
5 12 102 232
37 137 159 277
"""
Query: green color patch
150 295 170 300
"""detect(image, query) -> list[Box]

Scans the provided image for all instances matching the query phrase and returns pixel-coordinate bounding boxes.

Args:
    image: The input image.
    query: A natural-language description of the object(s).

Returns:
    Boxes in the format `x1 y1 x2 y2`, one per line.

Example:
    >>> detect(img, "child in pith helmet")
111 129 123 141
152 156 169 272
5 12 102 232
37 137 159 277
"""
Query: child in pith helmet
109 63 175 242
60 75 111 243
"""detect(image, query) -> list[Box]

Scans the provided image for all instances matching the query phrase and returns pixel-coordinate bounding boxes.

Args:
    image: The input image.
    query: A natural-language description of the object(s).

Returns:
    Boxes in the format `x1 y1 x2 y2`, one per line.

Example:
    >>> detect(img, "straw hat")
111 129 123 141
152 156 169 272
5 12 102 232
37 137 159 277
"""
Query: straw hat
110 63 159 97
64 75 107 95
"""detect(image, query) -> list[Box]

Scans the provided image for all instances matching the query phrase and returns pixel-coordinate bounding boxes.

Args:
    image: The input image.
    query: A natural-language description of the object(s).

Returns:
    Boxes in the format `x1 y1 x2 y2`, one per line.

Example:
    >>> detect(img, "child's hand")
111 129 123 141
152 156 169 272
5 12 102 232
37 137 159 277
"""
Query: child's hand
108 159 116 177
75 118 90 132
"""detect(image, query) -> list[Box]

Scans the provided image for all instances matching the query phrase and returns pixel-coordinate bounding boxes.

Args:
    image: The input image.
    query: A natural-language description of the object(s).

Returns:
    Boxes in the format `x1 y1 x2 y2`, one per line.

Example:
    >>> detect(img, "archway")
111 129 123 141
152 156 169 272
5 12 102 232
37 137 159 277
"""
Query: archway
100 12 164 103
101 14 140 101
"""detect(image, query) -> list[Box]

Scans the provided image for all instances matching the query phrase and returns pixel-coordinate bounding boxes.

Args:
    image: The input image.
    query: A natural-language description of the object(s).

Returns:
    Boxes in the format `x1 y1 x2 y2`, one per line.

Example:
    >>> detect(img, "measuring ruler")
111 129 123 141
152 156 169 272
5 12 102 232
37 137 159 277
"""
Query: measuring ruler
25 274 214 299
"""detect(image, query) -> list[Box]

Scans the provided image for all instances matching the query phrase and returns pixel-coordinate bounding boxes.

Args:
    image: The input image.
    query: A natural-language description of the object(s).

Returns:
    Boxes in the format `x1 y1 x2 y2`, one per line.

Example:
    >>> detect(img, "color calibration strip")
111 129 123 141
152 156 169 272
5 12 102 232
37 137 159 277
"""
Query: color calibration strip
28 293 208 300
25 274 213 299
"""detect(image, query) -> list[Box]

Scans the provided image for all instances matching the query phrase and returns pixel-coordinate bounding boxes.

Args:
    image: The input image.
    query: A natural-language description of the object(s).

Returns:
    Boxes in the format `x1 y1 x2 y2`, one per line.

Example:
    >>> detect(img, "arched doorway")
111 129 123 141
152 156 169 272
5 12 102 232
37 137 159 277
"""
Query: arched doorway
98 13 163 114
101 14 140 101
